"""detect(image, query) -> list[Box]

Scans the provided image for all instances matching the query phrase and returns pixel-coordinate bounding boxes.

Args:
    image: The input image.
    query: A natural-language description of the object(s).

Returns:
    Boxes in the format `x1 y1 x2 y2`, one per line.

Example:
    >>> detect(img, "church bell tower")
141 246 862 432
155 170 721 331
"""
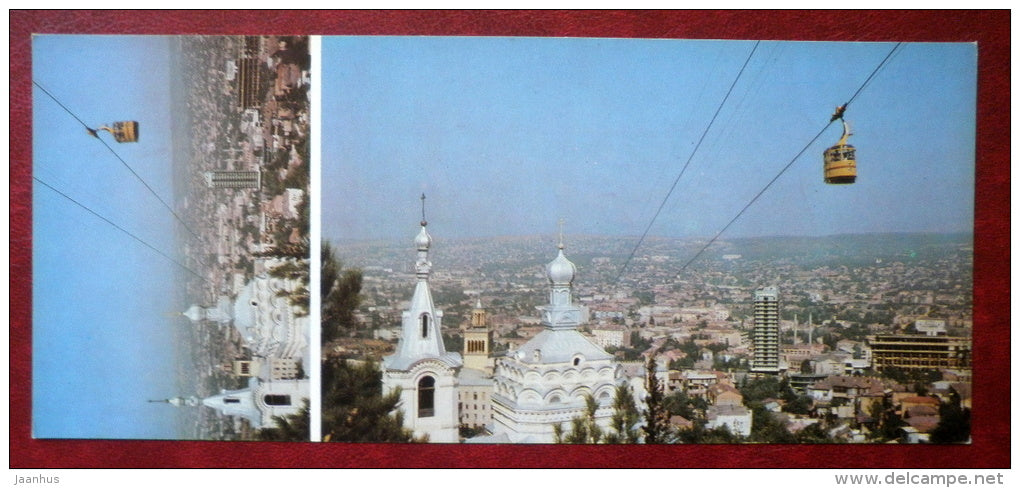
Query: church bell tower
381 195 462 442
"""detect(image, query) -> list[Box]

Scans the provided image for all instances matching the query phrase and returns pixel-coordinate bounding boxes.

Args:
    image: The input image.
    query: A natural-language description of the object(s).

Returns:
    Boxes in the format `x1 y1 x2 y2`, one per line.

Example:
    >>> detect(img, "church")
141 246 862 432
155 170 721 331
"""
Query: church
173 257 311 434
382 200 626 443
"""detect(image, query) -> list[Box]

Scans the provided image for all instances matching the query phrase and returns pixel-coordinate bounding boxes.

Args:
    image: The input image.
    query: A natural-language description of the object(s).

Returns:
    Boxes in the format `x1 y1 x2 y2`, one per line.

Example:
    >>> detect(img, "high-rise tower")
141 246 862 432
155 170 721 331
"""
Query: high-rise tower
750 286 781 375
204 170 261 189
381 195 462 442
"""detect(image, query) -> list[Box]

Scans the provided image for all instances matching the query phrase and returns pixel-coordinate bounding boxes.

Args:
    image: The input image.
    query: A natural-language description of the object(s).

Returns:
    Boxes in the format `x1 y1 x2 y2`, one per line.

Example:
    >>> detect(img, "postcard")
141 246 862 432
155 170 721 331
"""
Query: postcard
31 33 976 447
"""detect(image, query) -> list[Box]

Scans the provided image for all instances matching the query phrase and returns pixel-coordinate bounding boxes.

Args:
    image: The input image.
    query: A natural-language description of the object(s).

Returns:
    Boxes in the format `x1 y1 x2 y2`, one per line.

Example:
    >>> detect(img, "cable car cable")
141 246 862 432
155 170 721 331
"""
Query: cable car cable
34 176 210 283
31 81 94 131
615 40 761 283
91 134 200 239
842 42 903 110
676 123 833 275
32 80 200 240
674 42 904 276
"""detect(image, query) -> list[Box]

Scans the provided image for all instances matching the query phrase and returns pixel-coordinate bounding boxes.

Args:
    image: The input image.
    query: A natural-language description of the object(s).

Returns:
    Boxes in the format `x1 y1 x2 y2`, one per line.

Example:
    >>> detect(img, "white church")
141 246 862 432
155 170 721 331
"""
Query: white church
171 257 311 433
381 203 629 443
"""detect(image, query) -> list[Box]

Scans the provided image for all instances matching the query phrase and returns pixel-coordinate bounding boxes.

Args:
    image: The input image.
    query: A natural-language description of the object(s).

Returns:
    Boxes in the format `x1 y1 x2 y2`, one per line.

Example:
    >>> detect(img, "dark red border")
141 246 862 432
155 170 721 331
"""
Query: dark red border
10 10 1009 468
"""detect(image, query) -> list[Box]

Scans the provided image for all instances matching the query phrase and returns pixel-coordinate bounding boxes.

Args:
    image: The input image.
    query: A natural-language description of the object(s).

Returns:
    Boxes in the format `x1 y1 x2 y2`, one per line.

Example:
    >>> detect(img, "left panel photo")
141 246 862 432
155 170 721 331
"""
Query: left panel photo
32 35 313 440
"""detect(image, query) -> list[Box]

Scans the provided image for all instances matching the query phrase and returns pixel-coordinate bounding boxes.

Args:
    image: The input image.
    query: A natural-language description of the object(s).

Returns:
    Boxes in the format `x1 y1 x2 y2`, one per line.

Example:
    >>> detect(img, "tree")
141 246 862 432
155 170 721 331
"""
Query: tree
320 358 421 442
748 404 796 443
642 355 670 444
663 390 708 421
930 388 971 443
554 394 603 444
321 241 363 342
867 394 906 442
675 423 738 444
605 384 641 444
794 422 833 443
740 376 782 405
257 399 310 441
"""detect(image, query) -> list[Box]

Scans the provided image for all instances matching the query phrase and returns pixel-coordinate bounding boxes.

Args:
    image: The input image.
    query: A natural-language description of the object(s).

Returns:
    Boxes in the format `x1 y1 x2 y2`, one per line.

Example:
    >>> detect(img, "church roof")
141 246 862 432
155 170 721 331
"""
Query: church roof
383 217 463 372
201 377 263 428
458 367 494 386
512 329 613 364
384 351 462 371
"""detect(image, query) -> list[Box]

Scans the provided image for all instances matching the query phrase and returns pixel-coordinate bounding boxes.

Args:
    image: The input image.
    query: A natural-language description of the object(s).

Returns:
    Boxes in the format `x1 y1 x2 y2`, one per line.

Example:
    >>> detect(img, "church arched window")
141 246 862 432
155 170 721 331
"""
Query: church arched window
418 375 436 418
421 314 430 338
263 394 292 406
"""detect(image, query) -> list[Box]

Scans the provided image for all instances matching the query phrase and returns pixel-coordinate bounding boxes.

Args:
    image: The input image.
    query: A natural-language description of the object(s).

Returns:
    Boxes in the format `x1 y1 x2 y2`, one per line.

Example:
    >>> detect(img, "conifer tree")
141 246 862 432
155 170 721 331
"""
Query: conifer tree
321 241 362 342
256 399 311 441
642 355 670 443
605 383 641 443
320 358 420 442
555 394 603 444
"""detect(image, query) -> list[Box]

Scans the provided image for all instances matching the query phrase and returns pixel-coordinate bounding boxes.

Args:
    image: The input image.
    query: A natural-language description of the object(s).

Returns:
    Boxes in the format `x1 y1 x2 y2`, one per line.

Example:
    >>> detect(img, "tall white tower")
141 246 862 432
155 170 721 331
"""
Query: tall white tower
381 195 462 442
751 286 781 375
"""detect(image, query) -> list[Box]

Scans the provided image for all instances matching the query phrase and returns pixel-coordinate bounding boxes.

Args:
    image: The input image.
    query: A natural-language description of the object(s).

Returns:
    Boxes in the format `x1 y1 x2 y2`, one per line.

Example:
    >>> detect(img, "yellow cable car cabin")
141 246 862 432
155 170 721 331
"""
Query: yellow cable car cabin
90 121 139 143
823 120 855 184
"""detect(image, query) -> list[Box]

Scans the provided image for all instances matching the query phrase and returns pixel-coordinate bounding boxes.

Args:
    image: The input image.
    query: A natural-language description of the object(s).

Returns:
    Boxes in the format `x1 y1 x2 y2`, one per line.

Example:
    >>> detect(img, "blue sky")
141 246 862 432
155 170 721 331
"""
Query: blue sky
321 37 975 242
33 35 184 439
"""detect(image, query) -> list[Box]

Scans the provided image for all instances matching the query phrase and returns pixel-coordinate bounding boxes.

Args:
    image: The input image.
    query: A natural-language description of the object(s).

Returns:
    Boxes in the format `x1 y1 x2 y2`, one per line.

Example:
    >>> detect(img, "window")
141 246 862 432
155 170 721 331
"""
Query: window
224 398 240 404
418 376 435 418
263 394 291 406
421 314 430 338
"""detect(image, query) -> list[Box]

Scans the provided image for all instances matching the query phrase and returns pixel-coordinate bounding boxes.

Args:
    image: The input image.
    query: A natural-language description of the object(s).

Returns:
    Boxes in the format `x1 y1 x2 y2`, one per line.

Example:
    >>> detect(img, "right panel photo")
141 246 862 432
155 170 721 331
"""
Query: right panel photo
319 37 975 444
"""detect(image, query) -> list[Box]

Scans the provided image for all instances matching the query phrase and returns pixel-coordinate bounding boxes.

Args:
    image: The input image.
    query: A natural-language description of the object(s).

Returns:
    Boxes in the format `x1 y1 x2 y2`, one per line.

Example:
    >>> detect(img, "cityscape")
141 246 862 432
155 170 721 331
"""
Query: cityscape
320 37 975 444
327 230 972 443
170 35 312 440
32 35 975 445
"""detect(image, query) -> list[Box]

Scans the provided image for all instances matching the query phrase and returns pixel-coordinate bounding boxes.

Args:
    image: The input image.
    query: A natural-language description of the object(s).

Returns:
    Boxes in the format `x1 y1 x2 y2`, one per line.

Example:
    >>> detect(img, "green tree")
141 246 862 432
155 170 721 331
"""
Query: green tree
605 384 641 444
554 394 603 444
740 376 782 405
663 390 708 421
642 356 670 444
748 405 796 443
320 358 420 442
257 399 310 441
930 388 971 443
867 394 906 442
674 422 737 444
321 241 363 342
794 422 833 443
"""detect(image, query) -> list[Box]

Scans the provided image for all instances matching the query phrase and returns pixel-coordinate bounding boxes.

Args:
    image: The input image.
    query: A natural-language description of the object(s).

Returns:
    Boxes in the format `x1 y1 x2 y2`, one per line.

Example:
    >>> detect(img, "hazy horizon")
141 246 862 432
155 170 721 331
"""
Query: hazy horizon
322 38 975 244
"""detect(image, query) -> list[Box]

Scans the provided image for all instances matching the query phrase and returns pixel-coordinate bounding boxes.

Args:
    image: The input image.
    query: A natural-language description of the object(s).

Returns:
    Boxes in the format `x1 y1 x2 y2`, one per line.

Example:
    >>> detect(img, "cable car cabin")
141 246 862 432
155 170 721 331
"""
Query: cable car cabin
823 121 856 184
95 121 139 143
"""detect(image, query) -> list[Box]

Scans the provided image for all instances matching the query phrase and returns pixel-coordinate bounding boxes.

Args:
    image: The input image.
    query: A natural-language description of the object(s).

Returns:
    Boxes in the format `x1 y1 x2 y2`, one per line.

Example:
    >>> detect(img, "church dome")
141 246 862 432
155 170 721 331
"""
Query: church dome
546 247 576 285
414 225 432 250
183 304 205 322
